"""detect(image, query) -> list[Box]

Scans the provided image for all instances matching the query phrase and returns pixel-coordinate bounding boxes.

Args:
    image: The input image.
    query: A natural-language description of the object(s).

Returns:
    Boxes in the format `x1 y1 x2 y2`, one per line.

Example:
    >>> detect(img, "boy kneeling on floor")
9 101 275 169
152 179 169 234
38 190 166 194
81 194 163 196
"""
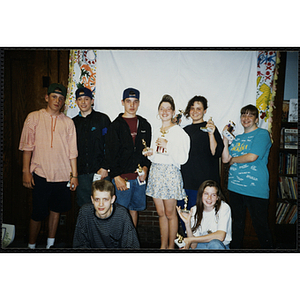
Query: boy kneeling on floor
73 179 140 249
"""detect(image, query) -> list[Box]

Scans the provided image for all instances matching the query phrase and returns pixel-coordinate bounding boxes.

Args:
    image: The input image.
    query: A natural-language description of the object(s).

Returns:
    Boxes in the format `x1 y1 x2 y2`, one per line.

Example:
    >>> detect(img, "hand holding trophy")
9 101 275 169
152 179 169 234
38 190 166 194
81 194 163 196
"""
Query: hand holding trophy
136 164 145 176
176 197 192 226
174 233 186 248
200 116 214 133
181 196 190 213
222 120 236 141
142 139 153 156
136 164 146 185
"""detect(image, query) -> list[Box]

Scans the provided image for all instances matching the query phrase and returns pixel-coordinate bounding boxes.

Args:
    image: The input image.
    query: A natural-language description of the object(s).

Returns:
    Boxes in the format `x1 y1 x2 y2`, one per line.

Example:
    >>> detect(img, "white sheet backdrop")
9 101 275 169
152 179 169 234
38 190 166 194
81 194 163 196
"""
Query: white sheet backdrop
75 50 258 135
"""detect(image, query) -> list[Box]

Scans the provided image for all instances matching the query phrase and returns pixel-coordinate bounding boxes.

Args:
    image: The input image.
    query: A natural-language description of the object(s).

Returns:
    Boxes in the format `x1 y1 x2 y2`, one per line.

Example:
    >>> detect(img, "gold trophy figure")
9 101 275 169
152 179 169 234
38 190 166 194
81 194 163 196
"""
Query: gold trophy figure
142 139 152 155
200 116 213 132
175 233 186 248
181 196 190 213
136 164 144 176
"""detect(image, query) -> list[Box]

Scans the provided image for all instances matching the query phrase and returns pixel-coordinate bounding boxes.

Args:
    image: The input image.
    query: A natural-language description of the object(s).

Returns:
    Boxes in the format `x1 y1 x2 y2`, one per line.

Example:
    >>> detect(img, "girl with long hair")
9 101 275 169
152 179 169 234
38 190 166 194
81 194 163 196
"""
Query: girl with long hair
176 180 232 249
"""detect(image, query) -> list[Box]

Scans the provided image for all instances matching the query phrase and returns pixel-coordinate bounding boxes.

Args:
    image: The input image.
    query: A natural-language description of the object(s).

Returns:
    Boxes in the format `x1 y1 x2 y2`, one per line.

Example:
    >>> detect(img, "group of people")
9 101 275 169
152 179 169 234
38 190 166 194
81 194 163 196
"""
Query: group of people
19 82 273 250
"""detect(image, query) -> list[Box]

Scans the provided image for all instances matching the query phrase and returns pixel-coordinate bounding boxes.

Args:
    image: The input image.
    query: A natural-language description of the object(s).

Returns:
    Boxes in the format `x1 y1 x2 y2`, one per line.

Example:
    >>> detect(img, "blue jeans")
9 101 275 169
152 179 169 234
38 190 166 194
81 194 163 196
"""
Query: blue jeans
112 178 146 211
195 239 230 250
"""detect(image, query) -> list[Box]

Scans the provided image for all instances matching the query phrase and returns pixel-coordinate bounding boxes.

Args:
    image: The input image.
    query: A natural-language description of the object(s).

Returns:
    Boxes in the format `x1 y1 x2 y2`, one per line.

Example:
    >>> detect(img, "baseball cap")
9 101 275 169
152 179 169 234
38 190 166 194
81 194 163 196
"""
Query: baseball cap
47 83 67 97
75 87 93 99
122 87 140 100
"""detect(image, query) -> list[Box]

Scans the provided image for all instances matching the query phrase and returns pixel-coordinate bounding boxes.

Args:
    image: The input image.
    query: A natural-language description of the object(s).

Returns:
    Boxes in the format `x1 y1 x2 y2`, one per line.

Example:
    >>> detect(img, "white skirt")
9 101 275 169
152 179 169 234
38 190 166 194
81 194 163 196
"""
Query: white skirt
146 163 186 200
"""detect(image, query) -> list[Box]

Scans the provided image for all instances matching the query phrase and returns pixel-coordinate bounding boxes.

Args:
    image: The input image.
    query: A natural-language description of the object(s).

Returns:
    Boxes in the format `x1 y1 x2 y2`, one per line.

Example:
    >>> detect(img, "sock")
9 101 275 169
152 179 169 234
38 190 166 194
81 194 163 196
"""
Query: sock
28 243 36 249
46 238 55 249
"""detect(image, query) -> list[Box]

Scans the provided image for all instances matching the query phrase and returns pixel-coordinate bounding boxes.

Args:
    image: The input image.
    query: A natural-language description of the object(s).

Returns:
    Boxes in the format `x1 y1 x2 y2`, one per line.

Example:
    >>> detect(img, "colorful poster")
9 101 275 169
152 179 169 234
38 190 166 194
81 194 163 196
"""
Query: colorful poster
256 51 277 131
66 50 97 118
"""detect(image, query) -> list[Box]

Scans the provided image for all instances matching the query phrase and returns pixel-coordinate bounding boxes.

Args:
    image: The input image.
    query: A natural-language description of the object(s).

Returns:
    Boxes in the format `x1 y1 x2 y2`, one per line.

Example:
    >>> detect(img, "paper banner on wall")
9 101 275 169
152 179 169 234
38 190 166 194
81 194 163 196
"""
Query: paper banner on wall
256 51 277 130
66 50 97 118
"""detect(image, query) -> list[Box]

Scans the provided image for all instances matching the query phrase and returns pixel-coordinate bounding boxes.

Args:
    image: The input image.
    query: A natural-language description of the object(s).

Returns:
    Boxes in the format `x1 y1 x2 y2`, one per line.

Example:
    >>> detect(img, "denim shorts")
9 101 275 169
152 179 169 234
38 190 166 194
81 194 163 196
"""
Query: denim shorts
31 173 71 221
112 178 146 211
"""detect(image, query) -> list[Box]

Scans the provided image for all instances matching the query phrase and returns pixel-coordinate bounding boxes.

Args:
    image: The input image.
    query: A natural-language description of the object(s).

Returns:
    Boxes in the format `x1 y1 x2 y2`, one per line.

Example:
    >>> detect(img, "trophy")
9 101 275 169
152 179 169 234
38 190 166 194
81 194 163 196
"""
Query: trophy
173 109 184 125
200 116 213 132
222 120 236 141
156 132 168 155
125 177 130 189
174 233 186 248
136 164 146 185
66 172 72 187
181 196 190 213
136 164 145 176
142 139 152 155
93 173 102 182
66 172 75 188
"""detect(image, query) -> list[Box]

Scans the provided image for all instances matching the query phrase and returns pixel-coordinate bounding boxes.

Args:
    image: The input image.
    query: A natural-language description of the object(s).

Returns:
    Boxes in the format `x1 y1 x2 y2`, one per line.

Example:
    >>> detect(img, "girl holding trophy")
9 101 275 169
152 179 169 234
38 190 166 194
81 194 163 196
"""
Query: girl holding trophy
180 96 224 220
222 104 273 249
144 95 190 249
176 180 232 249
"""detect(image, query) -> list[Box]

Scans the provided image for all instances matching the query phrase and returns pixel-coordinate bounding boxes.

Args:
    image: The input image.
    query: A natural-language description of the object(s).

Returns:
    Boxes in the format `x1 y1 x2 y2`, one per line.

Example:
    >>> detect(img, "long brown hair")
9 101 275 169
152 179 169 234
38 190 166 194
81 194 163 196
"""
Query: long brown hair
192 180 225 232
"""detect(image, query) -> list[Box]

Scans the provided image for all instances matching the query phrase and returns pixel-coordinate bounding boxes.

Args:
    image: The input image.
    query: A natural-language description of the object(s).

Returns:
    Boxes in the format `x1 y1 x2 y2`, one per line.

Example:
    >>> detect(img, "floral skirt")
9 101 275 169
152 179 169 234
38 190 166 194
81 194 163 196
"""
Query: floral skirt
146 163 186 200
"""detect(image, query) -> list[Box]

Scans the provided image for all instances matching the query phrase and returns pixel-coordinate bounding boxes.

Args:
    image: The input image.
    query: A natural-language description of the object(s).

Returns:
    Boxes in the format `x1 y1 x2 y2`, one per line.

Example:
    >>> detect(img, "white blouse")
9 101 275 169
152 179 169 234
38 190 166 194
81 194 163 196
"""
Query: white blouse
148 125 190 169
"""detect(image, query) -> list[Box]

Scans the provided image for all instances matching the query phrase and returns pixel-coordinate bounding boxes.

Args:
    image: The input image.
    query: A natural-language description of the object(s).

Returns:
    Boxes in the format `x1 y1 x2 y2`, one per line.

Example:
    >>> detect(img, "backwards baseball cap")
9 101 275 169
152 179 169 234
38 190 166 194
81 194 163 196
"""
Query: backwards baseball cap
122 87 140 100
75 87 93 99
47 83 67 97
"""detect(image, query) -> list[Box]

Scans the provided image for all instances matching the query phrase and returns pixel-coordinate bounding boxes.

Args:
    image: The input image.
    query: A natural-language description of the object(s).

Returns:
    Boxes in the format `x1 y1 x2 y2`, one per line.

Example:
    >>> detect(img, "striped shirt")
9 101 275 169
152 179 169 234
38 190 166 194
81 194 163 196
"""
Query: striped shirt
73 203 140 249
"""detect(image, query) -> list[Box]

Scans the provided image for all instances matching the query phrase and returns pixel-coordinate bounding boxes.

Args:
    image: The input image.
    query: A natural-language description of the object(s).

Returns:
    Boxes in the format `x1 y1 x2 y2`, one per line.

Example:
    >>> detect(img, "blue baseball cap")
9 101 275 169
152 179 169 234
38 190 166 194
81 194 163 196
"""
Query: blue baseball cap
76 87 93 99
122 87 140 100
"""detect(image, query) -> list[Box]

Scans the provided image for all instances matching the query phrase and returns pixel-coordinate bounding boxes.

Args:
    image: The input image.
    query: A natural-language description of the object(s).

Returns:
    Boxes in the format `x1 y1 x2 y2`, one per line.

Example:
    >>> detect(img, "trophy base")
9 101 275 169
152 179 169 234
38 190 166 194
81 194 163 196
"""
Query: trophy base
142 148 152 155
222 130 235 141
93 173 102 182
174 238 185 248
181 209 190 213
200 127 212 132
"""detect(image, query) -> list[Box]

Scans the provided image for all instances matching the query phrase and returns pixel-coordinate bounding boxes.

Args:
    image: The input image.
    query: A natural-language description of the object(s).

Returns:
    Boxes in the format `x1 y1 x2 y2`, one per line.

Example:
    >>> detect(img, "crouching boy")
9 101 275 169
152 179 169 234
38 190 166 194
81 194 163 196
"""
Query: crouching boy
73 180 140 248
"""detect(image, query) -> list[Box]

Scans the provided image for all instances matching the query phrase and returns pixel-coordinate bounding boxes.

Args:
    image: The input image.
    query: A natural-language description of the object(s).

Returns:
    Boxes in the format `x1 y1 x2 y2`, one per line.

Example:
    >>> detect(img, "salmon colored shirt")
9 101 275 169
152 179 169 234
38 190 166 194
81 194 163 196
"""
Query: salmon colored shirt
19 109 78 182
